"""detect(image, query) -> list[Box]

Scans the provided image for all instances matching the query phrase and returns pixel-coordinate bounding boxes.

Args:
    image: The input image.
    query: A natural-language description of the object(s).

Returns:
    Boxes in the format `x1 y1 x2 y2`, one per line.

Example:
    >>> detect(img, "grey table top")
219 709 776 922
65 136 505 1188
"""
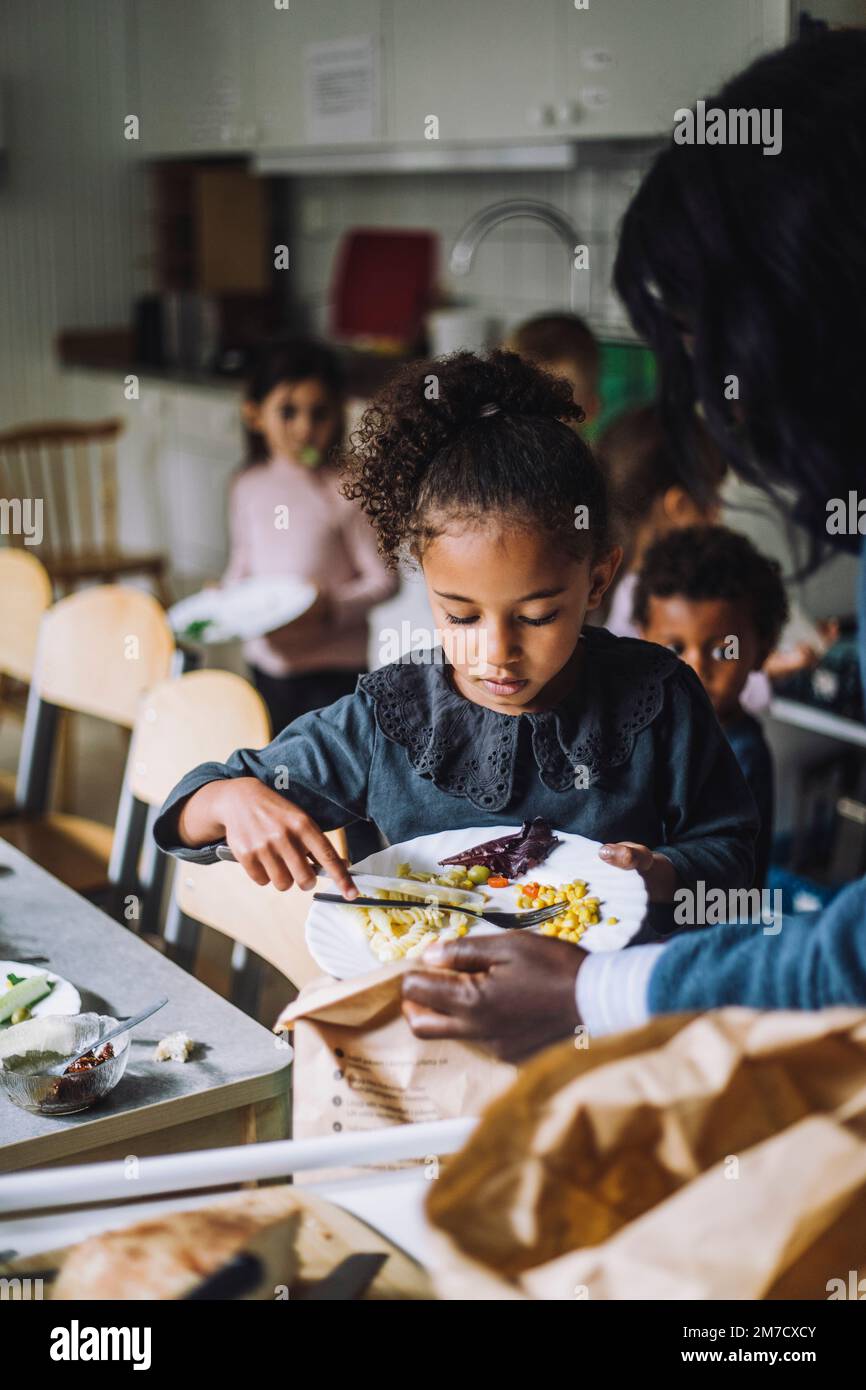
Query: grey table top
0 840 292 1168
768 696 866 749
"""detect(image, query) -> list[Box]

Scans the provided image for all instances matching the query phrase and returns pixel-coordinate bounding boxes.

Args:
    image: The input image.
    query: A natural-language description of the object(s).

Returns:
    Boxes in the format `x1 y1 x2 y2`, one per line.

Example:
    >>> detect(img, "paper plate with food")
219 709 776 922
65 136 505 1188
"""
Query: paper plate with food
0 962 81 1027
305 819 649 980
168 576 317 645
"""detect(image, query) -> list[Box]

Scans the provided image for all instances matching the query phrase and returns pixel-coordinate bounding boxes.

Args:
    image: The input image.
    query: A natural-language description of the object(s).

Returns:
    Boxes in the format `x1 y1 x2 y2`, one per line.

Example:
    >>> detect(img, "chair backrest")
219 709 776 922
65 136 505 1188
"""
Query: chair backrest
0 549 52 682
33 584 175 727
127 669 272 808
0 419 122 562
140 668 345 989
174 856 326 992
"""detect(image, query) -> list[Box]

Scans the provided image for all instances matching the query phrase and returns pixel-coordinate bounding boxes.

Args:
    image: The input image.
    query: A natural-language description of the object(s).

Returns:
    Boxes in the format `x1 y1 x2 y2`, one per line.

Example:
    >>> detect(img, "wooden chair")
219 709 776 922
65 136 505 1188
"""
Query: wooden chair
5 585 176 894
130 669 346 1005
119 668 271 941
0 419 167 600
0 550 52 812
172 856 331 1008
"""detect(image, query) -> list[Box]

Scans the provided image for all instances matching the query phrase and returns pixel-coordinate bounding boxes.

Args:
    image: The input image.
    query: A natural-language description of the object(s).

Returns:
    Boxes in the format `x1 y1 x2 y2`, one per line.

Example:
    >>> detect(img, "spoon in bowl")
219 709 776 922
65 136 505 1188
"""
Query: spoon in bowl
43 996 169 1076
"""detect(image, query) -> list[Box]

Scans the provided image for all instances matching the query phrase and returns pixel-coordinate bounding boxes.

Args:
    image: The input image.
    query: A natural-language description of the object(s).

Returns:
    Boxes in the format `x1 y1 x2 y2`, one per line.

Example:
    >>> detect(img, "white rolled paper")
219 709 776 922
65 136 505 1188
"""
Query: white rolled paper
0 1117 477 1214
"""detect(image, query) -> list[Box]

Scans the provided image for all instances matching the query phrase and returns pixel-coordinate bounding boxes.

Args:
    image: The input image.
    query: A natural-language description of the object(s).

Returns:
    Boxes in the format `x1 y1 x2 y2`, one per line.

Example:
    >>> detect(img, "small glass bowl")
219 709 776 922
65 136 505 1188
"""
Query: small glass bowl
0 1014 130 1115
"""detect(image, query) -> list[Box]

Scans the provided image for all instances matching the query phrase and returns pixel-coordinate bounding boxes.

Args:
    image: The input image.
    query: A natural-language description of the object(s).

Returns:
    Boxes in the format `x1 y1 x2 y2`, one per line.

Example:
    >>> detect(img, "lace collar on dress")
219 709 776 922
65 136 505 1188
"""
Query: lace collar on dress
358 627 681 813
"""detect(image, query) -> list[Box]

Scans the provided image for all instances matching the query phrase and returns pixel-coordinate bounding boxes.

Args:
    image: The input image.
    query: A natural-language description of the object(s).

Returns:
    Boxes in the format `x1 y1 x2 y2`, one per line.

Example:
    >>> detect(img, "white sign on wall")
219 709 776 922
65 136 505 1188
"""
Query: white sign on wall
303 36 378 144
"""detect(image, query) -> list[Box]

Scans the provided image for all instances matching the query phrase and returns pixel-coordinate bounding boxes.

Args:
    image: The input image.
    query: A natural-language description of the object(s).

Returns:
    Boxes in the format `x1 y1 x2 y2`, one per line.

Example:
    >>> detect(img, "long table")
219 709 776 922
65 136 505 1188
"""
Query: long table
0 839 292 1173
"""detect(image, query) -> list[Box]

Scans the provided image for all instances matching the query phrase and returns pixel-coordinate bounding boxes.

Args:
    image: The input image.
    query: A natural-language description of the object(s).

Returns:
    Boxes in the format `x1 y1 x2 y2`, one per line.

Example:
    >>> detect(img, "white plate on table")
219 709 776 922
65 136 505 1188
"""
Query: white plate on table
0 961 81 1024
305 826 649 981
168 577 317 644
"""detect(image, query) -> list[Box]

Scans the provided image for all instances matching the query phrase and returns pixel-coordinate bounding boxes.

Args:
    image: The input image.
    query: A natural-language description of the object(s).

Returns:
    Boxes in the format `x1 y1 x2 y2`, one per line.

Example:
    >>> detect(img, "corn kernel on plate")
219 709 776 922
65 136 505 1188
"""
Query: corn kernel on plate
305 827 648 980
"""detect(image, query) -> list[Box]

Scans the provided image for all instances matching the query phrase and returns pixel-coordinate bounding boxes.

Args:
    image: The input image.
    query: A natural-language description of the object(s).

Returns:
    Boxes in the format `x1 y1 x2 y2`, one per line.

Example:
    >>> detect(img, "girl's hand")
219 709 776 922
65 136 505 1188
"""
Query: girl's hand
401 932 584 1063
177 776 357 899
598 842 678 903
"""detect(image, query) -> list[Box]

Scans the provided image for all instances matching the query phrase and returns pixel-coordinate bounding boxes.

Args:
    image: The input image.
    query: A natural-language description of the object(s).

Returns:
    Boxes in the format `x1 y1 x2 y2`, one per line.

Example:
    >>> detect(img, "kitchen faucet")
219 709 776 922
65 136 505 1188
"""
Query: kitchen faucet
449 199 586 315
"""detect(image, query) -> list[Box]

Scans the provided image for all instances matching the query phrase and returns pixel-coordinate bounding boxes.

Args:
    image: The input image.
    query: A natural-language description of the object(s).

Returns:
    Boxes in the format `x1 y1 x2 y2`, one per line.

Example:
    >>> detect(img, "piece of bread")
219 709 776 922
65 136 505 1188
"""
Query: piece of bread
51 1188 302 1301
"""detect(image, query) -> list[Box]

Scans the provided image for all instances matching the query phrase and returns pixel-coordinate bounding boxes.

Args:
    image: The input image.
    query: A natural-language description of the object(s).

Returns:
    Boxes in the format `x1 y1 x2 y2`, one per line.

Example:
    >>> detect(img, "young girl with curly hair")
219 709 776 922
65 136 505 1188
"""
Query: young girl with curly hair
154 350 758 939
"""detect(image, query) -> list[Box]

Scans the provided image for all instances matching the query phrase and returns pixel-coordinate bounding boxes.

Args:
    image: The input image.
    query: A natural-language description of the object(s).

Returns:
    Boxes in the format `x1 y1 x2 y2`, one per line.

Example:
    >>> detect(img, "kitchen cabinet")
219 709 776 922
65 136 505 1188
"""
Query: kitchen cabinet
389 0 790 145
251 0 385 151
132 0 254 156
131 0 794 158
553 0 791 139
388 0 559 145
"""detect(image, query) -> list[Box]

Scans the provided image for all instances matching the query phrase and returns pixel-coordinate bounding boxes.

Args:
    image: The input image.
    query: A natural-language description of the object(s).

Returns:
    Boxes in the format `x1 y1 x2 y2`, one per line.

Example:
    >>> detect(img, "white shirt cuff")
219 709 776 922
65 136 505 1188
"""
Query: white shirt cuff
576 944 667 1037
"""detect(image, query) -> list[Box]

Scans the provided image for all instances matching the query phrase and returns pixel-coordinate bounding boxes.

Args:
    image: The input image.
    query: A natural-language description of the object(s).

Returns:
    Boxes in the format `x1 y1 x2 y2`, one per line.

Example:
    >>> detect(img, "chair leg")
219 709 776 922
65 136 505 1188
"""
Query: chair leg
137 811 171 938
16 694 59 814
172 642 202 676
230 941 263 1017
108 786 149 918
152 562 171 609
53 710 76 812
162 899 201 974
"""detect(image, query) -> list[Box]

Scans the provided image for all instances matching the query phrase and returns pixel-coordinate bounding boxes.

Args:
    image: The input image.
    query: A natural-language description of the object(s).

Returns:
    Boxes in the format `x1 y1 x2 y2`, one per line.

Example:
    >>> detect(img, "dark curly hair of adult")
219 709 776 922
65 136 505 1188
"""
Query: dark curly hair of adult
633 525 789 655
613 30 866 575
340 349 609 568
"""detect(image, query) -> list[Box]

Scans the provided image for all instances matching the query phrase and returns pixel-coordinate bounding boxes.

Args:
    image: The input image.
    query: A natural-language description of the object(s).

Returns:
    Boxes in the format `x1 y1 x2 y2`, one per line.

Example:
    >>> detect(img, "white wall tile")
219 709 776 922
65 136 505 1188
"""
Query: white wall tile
280 148 656 341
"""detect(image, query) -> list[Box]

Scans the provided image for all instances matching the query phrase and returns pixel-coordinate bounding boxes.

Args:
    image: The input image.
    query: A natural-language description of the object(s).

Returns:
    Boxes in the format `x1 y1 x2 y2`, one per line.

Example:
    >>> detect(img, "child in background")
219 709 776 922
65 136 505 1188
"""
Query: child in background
633 526 789 889
597 403 832 697
595 404 725 638
224 338 397 734
156 352 758 936
504 313 601 426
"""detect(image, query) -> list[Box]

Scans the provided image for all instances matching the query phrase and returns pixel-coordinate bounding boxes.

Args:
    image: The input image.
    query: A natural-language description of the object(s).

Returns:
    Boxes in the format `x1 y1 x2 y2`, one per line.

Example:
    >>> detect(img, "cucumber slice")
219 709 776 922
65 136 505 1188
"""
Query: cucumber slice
0 974 54 1025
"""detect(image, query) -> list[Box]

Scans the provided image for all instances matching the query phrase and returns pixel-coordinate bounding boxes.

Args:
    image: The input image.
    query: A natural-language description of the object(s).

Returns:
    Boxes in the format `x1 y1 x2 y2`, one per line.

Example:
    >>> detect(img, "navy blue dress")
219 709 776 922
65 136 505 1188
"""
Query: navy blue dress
154 626 758 899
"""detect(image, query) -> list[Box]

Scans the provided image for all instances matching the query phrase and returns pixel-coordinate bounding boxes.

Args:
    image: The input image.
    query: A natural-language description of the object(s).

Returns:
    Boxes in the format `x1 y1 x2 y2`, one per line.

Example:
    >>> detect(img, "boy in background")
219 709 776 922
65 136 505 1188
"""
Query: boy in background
633 526 789 890
505 313 601 427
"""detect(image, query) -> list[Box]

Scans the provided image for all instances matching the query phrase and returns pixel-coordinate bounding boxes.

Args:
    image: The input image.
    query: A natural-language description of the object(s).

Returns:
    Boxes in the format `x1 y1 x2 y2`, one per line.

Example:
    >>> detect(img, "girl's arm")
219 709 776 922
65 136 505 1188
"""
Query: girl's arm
153 689 375 892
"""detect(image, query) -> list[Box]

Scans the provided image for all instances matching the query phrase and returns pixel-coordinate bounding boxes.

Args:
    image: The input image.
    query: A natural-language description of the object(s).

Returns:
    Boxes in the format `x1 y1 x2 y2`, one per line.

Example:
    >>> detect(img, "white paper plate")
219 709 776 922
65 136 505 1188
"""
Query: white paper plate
305 826 649 980
0 962 82 1023
169 577 317 644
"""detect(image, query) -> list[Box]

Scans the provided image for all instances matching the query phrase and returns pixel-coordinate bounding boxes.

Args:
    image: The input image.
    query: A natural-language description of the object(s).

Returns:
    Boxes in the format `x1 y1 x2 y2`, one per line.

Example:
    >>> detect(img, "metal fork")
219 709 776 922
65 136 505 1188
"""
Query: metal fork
216 843 567 930
311 892 566 930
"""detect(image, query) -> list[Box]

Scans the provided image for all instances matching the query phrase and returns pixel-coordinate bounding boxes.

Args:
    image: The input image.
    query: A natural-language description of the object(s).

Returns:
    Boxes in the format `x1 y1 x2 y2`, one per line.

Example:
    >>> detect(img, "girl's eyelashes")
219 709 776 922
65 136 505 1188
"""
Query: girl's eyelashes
521 611 559 627
443 611 560 627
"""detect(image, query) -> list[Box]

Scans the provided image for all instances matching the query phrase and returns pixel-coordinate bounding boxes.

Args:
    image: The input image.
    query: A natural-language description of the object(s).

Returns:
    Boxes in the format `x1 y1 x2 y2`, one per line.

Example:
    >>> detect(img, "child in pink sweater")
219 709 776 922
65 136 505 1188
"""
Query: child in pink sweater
225 339 397 735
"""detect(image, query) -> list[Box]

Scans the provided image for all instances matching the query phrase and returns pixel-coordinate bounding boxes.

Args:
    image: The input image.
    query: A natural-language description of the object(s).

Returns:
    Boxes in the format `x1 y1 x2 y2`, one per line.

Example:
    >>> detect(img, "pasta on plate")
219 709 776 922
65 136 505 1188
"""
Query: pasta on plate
358 901 472 962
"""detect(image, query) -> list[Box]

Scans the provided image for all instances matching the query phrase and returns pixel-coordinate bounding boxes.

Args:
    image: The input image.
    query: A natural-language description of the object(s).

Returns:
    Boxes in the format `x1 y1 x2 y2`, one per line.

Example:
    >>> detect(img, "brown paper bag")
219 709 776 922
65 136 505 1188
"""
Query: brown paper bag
275 965 516 1177
423 1006 866 1299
